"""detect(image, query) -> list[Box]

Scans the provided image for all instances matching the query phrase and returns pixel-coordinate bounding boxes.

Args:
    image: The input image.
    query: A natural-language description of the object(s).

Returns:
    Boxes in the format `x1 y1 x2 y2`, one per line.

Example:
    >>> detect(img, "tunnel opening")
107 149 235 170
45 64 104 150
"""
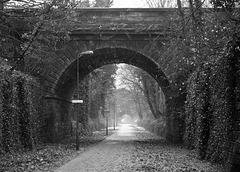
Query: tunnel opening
50 47 170 141
54 47 170 100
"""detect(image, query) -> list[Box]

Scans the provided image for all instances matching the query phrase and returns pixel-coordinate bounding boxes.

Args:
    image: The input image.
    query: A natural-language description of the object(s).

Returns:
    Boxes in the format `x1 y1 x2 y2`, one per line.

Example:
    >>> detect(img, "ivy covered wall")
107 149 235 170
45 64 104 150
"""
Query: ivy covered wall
184 35 240 169
0 66 45 153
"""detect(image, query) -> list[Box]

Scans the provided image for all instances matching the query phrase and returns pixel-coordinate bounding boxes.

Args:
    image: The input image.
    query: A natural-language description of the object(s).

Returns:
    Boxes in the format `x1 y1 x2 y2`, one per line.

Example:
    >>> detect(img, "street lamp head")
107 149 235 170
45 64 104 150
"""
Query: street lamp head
79 51 94 56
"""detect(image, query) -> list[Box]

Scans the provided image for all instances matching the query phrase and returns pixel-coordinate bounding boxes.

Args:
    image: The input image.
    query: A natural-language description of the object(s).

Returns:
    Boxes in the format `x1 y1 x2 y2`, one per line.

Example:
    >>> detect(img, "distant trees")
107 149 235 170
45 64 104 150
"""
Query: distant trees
168 0 240 163
77 0 113 7
117 65 149 120
93 0 113 7
0 0 116 134
141 0 176 7
0 0 114 72
69 0 116 132
0 0 80 72
71 64 117 134
118 64 166 120
88 65 117 119
142 0 213 8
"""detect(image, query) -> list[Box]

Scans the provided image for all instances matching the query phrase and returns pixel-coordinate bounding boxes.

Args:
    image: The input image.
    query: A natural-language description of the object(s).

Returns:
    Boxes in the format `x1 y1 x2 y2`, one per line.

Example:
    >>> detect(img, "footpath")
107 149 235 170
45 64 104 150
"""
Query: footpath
55 124 224 172
55 124 137 172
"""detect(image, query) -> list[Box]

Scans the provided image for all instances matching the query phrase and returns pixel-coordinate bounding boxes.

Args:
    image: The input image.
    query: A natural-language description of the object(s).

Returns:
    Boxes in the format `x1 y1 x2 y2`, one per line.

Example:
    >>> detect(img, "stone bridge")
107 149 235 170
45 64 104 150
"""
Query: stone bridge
24 8 239 171
40 8 179 142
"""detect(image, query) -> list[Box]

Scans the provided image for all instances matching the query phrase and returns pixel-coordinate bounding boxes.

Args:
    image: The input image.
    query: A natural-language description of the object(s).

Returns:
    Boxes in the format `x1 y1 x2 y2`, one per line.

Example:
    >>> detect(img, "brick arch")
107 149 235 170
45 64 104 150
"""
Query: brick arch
54 47 170 101
41 38 168 100
43 46 172 142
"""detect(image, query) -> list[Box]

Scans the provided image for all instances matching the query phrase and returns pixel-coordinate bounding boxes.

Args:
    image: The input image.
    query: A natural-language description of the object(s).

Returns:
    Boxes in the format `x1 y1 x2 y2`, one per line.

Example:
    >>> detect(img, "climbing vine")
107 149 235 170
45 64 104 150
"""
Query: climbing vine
0 66 44 153
184 33 240 163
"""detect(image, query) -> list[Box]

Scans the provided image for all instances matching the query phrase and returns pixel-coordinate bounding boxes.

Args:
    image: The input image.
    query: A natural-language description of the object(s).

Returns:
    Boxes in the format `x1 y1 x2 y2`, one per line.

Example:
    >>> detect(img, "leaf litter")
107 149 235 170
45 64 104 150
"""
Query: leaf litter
114 130 225 172
0 130 112 172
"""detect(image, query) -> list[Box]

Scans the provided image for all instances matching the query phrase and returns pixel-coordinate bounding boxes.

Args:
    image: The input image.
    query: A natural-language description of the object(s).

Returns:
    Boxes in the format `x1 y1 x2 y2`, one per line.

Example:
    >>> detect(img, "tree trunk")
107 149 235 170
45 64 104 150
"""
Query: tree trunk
142 78 158 119
0 0 4 10
177 0 185 35
134 95 143 119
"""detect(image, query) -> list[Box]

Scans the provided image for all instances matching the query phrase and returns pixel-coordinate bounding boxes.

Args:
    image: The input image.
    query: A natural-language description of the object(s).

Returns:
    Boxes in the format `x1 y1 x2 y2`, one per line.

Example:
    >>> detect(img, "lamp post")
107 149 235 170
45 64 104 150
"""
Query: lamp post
113 98 116 130
105 109 109 135
75 51 93 151
104 91 111 136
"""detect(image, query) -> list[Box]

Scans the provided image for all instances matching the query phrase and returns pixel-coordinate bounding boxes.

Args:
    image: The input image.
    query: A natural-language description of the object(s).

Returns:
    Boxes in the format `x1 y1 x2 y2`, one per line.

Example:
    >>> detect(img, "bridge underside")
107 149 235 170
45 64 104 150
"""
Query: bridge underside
34 8 181 143
55 47 170 100
8 8 239 171
39 36 181 142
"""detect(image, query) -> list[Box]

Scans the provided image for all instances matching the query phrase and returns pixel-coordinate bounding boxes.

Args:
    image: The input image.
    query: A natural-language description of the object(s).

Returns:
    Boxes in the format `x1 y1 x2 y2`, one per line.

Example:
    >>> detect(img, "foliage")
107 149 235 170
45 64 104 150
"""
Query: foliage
210 0 239 10
0 65 44 153
93 0 113 7
0 130 109 172
0 0 113 72
117 65 150 119
1 0 78 70
118 64 166 120
182 0 240 165
129 131 224 172
137 119 166 137
142 0 176 7
71 64 117 134
184 33 239 163
184 63 212 159
206 31 239 163
88 64 117 118
114 88 140 121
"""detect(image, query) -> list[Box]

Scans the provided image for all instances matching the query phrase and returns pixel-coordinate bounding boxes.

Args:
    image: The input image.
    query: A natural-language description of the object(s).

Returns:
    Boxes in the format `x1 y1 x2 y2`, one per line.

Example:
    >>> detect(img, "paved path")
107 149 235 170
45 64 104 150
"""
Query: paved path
55 124 224 172
55 124 139 172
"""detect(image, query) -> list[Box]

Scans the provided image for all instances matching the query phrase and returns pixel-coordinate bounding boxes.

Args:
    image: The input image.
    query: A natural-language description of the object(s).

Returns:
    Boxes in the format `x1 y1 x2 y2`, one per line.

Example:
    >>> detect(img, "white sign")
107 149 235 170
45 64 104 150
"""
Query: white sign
72 100 83 103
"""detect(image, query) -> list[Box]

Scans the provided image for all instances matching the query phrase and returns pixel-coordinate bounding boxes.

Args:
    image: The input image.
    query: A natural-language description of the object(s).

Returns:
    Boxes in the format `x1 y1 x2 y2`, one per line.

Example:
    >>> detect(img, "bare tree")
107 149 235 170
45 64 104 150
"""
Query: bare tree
117 65 148 119
142 0 176 7
118 64 166 120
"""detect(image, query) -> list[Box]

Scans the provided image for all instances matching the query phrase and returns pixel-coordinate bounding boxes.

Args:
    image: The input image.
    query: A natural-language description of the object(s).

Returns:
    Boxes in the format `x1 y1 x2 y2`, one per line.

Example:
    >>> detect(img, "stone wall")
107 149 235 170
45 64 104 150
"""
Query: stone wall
43 97 72 142
226 57 240 171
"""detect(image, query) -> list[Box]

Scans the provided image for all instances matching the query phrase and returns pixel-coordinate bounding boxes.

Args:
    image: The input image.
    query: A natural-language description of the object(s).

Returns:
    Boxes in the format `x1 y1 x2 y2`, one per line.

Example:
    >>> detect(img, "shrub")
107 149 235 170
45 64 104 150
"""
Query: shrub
206 35 239 163
0 66 44 153
184 71 199 149
184 34 239 164
137 119 166 137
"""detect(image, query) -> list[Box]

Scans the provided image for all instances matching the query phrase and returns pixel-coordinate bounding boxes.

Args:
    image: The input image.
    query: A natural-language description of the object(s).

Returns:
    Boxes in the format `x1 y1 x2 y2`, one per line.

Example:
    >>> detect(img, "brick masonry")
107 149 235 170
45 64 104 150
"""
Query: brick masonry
226 62 240 171
38 8 175 143
23 8 239 171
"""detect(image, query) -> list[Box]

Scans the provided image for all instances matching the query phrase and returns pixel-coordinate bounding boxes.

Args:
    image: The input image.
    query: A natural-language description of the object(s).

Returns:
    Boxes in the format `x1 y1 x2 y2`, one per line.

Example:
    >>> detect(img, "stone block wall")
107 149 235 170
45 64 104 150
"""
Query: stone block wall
166 117 182 143
44 97 72 142
226 79 240 171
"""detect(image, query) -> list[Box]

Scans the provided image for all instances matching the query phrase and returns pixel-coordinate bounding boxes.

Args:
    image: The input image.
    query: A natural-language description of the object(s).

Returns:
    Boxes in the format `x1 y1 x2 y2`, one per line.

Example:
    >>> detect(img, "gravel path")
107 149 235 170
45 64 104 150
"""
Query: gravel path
55 124 136 172
55 124 224 172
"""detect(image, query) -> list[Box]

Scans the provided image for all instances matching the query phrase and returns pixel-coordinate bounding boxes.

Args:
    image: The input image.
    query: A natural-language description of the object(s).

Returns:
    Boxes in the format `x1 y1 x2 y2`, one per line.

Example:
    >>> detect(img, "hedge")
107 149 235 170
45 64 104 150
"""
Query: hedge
184 34 239 164
0 66 44 153
206 35 239 163
137 119 166 137
184 63 212 159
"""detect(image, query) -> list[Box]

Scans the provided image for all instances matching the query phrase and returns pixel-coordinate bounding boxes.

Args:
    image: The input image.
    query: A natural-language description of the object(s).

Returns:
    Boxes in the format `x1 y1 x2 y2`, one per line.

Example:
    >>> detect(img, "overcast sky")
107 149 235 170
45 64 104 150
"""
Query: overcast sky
111 0 148 8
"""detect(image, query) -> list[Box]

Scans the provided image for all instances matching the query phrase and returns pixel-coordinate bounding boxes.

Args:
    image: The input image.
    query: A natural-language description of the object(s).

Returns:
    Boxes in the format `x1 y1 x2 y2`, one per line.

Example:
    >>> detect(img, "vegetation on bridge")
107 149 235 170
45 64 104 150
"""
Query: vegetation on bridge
184 31 240 163
0 0 115 152
0 0 240 171
0 65 44 153
177 0 240 168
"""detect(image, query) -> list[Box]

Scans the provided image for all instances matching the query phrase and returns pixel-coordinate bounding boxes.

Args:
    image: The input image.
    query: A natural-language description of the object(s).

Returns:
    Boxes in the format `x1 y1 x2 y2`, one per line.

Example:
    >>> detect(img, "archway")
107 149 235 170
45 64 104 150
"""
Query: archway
43 47 172 142
54 47 170 100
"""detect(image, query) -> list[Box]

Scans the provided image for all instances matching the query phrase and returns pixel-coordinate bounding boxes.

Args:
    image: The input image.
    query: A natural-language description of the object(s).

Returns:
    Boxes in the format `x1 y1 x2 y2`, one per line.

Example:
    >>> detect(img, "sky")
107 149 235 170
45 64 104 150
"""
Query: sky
111 0 148 8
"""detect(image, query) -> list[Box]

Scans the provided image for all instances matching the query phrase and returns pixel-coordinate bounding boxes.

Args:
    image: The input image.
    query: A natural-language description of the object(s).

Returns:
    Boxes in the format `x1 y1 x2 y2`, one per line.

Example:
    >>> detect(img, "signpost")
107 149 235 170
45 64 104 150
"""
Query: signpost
74 50 93 151
75 55 81 151
73 99 83 151
105 110 110 135
72 100 84 104
113 99 116 130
